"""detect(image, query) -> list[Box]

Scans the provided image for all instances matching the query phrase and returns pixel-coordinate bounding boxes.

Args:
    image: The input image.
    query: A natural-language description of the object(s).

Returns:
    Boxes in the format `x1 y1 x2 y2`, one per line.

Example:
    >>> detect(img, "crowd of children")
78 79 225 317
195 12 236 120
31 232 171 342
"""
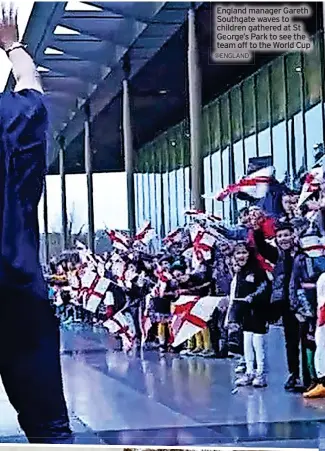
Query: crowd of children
46 156 325 400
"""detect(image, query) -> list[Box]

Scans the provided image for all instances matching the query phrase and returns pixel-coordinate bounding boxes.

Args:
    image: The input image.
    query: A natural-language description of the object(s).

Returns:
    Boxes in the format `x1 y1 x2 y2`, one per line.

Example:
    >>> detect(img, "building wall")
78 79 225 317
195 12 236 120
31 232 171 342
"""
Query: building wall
134 31 324 236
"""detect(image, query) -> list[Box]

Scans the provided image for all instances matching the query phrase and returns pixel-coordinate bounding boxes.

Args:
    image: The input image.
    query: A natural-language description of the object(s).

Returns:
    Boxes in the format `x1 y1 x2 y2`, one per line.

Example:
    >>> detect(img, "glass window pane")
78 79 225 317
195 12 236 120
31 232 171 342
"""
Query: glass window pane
243 77 255 136
304 35 322 109
244 134 257 169
169 170 177 230
258 128 272 157
202 107 211 157
286 52 301 117
305 103 323 168
184 167 190 225
46 175 62 257
163 172 171 232
149 173 156 230
271 57 285 124
222 147 230 224
134 174 139 230
220 95 230 148
211 151 223 219
256 67 270 132
230 86 243 142
209 101 221 151
234 141 244 181
155 174 162 236
183 121 191 166
233 141 246 210
292 112 306 173
176 168 185 226
38 193 45 265
273 121 287 182
93 173 127 231
204 156 213 213
143 173 150 223
137 174 144 227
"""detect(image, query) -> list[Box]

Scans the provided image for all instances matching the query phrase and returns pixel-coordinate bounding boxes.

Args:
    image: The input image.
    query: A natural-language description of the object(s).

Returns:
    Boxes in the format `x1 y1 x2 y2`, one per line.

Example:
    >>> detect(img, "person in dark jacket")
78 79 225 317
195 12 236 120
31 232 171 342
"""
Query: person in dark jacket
231 242 271 388
289 230 325 397
0 7 72 444
254 222 302 391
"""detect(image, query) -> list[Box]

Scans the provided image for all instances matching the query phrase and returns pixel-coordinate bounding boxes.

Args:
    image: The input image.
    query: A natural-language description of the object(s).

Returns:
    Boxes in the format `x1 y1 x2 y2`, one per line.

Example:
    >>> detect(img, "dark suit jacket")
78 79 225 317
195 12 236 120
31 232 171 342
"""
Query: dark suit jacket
0 89 48 302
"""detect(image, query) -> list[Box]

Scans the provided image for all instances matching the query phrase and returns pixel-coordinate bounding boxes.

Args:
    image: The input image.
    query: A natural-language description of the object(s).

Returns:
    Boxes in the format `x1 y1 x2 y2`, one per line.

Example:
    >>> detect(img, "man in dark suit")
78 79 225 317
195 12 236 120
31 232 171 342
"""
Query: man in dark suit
0 6 73 443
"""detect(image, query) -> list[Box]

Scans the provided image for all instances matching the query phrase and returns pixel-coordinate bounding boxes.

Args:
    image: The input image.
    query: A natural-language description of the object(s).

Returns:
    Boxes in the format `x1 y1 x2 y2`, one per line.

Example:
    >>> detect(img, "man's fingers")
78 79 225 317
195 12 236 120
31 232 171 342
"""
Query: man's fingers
0 3 7 25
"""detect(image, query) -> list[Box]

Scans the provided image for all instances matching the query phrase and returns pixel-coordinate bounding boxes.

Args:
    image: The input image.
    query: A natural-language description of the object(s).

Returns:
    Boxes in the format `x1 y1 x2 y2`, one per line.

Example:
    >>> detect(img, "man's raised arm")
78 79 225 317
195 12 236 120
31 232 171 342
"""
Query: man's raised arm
0 4 43 93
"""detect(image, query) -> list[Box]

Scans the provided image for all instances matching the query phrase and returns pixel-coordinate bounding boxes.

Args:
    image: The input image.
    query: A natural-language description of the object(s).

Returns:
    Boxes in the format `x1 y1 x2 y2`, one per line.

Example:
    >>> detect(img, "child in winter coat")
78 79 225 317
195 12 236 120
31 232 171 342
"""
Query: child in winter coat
231 242 271 388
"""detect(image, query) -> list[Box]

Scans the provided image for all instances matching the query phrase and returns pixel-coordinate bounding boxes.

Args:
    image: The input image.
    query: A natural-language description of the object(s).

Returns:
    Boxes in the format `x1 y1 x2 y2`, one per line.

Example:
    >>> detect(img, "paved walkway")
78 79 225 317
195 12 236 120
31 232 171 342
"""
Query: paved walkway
1 324 325 446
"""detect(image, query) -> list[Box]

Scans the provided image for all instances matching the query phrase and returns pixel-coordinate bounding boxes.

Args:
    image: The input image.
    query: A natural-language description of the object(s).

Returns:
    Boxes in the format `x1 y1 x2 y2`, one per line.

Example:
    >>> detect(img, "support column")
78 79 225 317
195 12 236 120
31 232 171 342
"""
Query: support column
43 176 50 265
188 3 204 211
59 136 68 250
122 55 136 237
84 102 95 252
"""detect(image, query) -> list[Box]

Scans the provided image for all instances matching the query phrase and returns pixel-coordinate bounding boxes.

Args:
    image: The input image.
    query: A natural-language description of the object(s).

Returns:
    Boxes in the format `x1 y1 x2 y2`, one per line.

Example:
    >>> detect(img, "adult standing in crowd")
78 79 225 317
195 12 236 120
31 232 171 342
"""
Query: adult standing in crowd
0 6 73 444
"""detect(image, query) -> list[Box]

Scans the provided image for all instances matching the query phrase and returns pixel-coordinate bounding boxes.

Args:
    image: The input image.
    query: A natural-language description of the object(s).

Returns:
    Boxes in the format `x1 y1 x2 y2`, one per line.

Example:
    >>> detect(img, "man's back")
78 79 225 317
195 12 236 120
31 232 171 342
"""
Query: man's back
0 89 48 301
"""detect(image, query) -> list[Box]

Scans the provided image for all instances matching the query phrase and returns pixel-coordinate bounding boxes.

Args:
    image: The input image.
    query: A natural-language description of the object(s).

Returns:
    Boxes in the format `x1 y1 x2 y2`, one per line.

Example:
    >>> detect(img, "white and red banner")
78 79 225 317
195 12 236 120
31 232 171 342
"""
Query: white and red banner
140 294 153 347
103 311 136 352
315 273 325 378
134 221 156 245
170 295 218 347
163 228 183 245
298 166 323 208
205 166 273 202
79 269 112 313
106 229 130 252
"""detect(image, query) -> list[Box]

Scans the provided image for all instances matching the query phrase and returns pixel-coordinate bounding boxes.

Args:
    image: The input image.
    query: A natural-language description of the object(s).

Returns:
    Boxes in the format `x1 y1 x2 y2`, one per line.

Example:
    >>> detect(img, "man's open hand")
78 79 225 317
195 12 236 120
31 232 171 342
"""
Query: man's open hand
0 3 19 51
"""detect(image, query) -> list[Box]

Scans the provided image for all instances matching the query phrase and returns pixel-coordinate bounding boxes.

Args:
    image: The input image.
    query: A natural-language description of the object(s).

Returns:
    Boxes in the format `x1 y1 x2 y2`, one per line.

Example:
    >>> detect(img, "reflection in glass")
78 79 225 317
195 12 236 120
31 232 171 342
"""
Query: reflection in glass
272 121 287 182
258 128 272 157
93 173 127 231
163 172 171 232
305 103 323 168
204 156 213 214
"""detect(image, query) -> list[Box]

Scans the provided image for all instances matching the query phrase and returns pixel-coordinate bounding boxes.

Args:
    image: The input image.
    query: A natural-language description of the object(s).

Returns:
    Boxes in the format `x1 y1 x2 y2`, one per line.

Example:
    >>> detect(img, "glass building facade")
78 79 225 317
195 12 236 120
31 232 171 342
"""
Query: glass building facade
134 31 325 237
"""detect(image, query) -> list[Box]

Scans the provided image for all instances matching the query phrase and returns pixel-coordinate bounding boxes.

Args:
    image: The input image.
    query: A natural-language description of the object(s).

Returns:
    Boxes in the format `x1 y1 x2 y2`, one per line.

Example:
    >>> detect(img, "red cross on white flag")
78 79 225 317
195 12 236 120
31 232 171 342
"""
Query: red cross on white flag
170 296 218 348
103 311 136 352
80 269 111 313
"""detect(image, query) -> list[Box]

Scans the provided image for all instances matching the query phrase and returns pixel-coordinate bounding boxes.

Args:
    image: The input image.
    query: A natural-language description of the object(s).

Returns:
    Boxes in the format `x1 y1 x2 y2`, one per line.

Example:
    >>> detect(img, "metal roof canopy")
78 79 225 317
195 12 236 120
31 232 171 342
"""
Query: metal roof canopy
20 1 197 163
